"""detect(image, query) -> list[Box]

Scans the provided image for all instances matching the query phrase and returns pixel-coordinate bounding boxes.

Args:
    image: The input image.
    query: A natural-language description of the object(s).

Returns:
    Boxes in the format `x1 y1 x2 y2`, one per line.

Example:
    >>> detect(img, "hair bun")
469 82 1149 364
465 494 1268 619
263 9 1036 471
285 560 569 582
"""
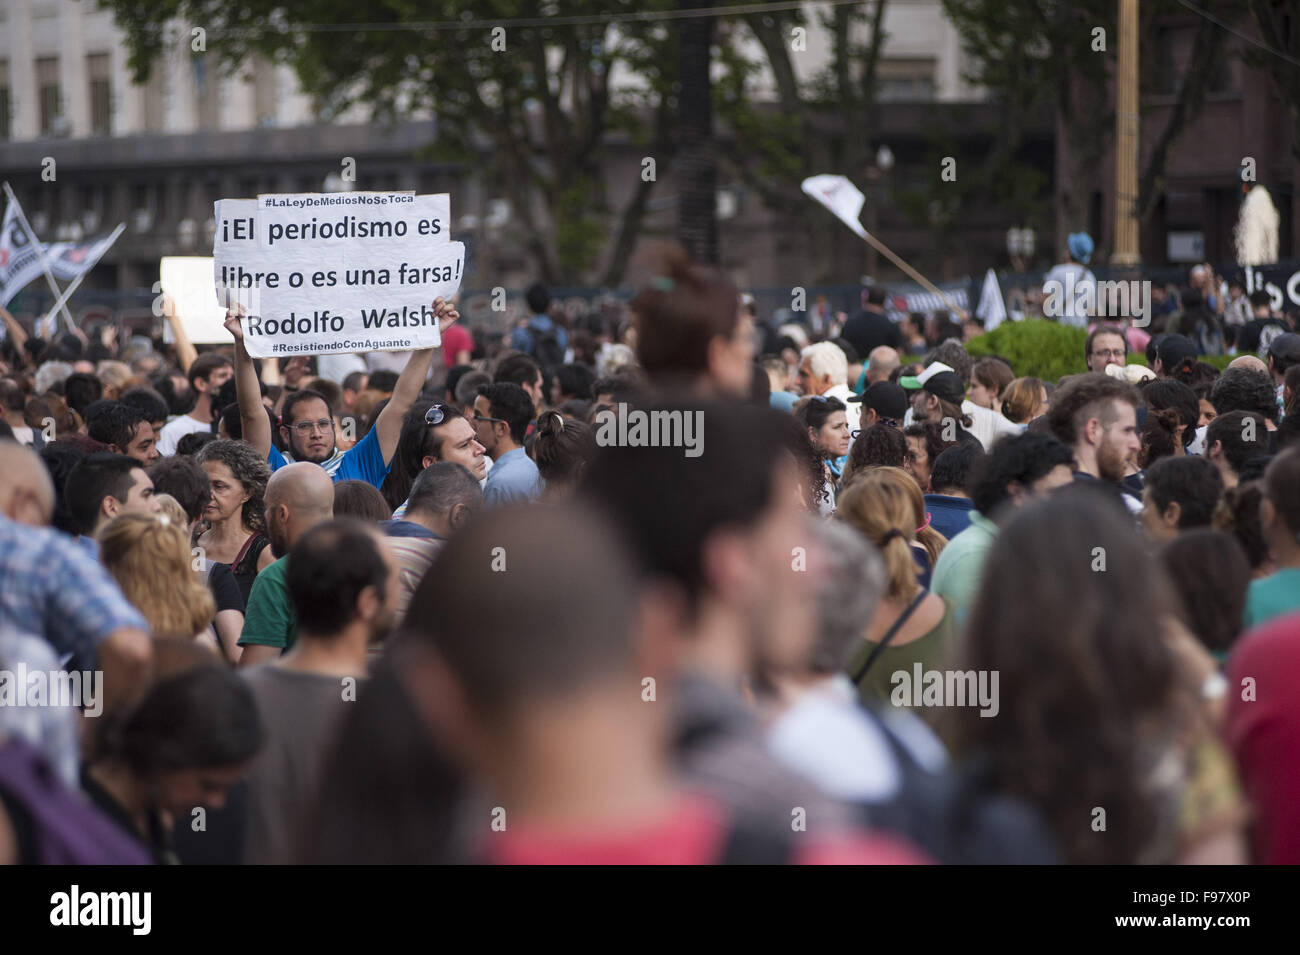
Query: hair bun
538 411 565 436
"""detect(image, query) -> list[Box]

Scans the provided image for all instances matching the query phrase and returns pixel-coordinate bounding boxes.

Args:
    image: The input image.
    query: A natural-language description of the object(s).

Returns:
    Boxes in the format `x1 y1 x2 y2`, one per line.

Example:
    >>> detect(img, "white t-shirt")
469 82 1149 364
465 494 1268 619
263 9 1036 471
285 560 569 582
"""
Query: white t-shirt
767 676 901 802
825 383 861 434
9 426 36 447
1043 262 1097 328
316 352 369 384
961 401 1022 451
157 414 212 457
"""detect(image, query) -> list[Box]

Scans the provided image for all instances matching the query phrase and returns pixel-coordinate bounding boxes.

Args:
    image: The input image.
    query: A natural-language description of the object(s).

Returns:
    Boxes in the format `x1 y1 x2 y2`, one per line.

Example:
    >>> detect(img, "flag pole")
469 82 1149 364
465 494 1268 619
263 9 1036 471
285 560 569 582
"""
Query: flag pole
859 231 968 320
2 181 77 333
40 222 126 333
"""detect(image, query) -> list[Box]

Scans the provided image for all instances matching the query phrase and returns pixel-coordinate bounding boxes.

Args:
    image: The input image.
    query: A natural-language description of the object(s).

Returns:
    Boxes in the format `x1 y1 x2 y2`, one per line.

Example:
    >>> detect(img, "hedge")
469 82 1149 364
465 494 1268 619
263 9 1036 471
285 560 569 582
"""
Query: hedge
962 320 1237 381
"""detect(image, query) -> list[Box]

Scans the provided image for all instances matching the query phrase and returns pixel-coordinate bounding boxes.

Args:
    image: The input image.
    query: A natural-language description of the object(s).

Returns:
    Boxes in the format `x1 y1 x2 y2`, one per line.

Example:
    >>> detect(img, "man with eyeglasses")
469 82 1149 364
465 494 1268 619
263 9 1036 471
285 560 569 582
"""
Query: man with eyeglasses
224 299 458 490
473 382 541 505
391 403 488 519
1085 324 1128 374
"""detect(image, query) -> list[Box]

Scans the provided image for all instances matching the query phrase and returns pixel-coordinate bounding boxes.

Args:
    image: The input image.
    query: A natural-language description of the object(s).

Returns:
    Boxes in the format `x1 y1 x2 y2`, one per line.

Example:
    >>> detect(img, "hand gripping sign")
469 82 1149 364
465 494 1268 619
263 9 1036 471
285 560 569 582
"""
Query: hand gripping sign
213 191 465 358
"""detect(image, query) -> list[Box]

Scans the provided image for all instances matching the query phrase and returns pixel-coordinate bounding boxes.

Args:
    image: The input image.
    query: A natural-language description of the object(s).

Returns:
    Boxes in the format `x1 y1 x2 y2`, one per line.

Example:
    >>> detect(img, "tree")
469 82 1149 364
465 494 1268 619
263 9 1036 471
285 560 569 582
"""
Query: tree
1247 2 1300 164
677 0 718 265
942 0 1236 257
714 0 889 283
99 0 679 286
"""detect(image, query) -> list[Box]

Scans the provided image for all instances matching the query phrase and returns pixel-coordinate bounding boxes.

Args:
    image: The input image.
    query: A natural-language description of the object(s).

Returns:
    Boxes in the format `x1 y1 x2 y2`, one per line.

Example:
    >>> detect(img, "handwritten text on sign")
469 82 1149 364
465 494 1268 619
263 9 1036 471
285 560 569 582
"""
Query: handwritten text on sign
213 192 464 357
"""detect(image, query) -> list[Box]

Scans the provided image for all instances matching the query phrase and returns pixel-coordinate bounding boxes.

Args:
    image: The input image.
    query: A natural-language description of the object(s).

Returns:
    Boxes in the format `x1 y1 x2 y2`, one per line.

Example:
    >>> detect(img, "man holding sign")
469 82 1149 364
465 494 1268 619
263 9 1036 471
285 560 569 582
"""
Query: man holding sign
215 191 466 489
224 301 455 488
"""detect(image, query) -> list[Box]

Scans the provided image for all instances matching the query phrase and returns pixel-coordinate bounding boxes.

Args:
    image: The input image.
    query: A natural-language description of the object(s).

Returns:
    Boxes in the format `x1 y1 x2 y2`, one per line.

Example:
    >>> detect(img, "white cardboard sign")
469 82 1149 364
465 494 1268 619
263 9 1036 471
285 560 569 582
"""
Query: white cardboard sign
213 191 462 358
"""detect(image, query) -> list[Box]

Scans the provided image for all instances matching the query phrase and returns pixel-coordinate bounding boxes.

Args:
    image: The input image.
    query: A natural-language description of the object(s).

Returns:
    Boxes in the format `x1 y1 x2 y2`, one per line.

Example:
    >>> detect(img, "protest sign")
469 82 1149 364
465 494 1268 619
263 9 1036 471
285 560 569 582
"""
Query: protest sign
213 191 464 358
160 256 233 344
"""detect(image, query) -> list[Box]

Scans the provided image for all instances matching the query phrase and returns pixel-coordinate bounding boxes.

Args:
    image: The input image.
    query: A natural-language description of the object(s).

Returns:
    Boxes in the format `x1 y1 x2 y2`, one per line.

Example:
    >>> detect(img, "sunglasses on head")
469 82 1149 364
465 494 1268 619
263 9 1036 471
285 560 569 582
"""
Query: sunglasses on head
424 404 449 426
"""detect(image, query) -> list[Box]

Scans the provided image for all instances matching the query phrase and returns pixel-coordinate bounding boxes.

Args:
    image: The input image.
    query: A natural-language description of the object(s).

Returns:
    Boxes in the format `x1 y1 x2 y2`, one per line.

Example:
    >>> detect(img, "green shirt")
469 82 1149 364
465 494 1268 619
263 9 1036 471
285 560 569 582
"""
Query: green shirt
237 556 297 651
930 512 999 627
1243 567 1300 630
847 599 955 708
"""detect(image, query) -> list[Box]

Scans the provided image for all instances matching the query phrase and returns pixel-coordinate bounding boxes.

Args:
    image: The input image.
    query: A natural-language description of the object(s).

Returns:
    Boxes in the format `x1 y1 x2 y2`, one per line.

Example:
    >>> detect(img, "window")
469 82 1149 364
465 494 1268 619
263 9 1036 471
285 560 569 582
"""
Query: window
876 58 936 102
196 56 220 130
36 57 60 135
143 64 166 132
88 53 111 134
253 58 278 127
0 60 10 140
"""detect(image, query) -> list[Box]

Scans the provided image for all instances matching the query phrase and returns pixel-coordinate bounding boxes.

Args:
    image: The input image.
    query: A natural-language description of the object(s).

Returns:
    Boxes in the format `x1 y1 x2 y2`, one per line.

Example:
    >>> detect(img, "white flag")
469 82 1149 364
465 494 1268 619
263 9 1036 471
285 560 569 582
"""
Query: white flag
801 175 869 239
1 195 121 308
975 268 1007 332
0 200 50 308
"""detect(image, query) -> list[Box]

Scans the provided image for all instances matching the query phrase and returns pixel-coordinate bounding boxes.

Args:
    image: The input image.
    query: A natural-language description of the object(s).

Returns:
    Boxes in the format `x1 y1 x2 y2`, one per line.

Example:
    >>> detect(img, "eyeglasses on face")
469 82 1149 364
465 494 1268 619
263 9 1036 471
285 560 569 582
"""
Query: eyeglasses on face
289 418 334 435
1091 348 1126 359
472 412 505 425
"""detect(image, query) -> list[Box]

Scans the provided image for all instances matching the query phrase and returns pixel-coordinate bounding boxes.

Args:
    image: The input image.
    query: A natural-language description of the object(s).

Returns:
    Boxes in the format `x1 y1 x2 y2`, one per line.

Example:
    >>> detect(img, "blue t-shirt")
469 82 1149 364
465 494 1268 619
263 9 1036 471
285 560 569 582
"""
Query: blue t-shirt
482 447 541 506
923 494 975 542
268 426 390 489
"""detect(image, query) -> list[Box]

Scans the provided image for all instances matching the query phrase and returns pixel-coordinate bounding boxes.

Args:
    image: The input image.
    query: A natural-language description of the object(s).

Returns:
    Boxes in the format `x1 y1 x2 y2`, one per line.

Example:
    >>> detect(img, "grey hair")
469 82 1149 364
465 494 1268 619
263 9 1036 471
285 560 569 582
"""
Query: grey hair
932 339 973 385
407 461 484 519
34 361 73 395
195 438 272 533
808 516 886 675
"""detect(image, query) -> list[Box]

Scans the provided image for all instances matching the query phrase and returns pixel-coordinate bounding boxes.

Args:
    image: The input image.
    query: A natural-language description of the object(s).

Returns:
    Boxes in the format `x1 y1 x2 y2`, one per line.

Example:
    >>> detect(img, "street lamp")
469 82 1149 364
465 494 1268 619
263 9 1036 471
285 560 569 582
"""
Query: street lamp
865 144 893 278
1006 227 1035 272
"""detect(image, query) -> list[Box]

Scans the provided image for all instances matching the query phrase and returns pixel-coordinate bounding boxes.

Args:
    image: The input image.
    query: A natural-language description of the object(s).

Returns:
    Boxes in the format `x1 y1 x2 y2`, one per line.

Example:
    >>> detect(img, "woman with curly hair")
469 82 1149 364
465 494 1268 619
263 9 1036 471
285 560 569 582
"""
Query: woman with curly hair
195 438 273 609
782 415 832 514
841 421 907 489
945 487 1248 864
792 394 851 514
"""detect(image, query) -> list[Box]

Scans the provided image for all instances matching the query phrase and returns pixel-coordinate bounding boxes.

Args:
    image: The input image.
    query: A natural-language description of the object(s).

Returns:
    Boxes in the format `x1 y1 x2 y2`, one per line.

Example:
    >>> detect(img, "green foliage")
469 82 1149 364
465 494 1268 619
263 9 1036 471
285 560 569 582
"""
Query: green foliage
966 320 1240 381
96 0 679 285
965 320 1089 381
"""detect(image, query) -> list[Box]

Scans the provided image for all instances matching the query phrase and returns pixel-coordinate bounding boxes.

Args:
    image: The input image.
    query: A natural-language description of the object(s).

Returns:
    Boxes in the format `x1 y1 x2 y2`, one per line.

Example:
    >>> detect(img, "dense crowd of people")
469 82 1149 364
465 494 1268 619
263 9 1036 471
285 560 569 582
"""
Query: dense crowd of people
1 245 1299 865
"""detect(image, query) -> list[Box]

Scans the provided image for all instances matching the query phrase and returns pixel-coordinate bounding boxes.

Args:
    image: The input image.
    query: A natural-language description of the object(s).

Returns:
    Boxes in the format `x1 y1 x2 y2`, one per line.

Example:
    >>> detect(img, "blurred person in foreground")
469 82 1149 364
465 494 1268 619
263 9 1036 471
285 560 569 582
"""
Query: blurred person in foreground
945 486 1247 864
391 504 923 863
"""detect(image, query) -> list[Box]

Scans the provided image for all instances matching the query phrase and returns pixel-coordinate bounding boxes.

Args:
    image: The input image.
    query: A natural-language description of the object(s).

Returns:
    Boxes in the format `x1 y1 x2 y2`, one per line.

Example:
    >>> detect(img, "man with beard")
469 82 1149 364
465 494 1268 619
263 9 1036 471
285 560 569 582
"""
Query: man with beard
1046 373 1143 513
237 463 335 667
224 300 457 489
241 519 396 863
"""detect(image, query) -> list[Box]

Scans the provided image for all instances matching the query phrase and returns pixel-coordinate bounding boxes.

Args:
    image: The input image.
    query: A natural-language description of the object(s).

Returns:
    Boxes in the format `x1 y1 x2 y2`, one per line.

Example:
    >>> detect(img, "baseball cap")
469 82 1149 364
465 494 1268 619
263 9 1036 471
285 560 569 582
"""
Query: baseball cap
1268 332 1300 366
849 381 908 420
898 361 955 391
1155 334 1198 372
920 371 966 406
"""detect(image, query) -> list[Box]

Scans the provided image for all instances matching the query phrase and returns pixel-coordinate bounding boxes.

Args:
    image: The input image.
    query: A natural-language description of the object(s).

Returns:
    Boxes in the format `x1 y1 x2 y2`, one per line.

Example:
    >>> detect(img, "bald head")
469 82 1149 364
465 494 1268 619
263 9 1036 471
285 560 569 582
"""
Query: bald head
266 462 335 517
867 346 901 384
0 441 55 526
1229 354 1268 375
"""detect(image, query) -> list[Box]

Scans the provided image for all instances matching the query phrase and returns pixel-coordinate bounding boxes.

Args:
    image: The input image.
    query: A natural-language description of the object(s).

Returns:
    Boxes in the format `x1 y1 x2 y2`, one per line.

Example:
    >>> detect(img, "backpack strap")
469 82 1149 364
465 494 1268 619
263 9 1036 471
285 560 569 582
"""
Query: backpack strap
232 533 268 573
850 588 927 686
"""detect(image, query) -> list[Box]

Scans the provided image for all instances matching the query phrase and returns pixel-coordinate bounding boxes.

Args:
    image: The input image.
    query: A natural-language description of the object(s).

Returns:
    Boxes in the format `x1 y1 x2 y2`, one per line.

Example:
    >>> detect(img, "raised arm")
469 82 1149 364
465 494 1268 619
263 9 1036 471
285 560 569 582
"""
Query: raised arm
372 297 458 464
0 307 28 359
223 305 272 459
162 294 199 374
